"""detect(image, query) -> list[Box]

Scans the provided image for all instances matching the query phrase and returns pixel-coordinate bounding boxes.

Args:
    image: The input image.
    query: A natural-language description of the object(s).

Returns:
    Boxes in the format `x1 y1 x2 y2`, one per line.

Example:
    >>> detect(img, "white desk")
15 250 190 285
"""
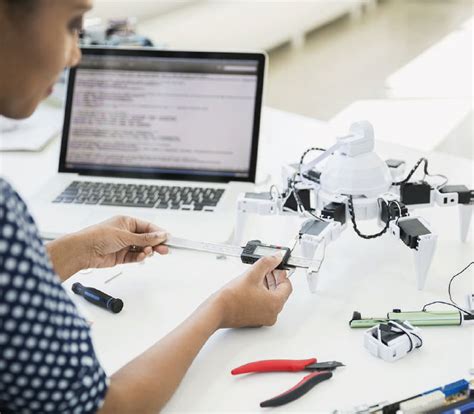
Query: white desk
1 107 473 412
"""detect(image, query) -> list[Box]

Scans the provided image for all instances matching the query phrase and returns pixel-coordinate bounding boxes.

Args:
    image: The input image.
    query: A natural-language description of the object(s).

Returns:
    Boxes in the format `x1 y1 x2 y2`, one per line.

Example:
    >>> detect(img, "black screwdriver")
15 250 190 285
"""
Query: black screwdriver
72 283 124 314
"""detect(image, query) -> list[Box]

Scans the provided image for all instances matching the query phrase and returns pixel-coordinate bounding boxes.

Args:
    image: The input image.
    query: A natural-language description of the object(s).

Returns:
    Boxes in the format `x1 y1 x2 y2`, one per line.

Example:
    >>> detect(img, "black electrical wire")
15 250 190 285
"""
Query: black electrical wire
448 261 474 309
285 146 327 222
347 195 391 239
422 261 474 316
388 322 414 353
393 157 449 189
288 172 327 221
385 321 423 352
289 173 305 214
392 157 429 186
410 332 423 349
297 147 326 216
422 301 471 316
298 147 326 175
295 188 327 221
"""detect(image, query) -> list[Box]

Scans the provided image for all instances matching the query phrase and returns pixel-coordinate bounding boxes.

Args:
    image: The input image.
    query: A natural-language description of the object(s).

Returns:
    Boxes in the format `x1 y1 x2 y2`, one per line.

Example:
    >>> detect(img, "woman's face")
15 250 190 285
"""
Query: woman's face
0 0 92 119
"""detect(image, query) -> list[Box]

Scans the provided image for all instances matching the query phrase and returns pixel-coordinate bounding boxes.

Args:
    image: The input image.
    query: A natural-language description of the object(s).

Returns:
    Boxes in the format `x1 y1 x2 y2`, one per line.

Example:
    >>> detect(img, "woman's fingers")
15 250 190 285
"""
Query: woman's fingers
123 250 147 264
124 216 165 234
250 254 284 283
119 229 167 249
265 271 277 291
273 269 288 284
121 244 169 264
153 244 169 255
131 245 169 256
274 272 293 303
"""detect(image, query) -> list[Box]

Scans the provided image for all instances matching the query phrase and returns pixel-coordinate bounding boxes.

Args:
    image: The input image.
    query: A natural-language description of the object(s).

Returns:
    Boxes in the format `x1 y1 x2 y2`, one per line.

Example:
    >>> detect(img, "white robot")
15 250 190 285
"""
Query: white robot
233 121 473 293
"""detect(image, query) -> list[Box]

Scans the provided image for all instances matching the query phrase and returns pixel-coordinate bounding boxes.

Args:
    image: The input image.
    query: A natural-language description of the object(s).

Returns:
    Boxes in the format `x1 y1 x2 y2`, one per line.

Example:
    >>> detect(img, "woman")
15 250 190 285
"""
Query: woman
0 0 293 413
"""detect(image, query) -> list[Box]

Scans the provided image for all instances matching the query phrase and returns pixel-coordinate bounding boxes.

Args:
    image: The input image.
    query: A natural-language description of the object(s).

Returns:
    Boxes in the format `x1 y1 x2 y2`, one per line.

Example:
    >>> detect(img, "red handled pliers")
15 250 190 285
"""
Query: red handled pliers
231 358 344 407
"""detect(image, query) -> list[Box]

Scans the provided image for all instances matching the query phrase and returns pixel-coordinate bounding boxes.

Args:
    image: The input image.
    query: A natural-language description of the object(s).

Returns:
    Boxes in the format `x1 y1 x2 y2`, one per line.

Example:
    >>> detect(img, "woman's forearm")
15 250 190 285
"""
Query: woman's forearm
99 294 224 414
46 232 87 281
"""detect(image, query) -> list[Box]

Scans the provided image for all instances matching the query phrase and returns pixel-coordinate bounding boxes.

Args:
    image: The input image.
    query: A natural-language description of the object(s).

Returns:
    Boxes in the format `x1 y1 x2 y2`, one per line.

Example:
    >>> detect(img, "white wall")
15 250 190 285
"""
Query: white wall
86 0 199 21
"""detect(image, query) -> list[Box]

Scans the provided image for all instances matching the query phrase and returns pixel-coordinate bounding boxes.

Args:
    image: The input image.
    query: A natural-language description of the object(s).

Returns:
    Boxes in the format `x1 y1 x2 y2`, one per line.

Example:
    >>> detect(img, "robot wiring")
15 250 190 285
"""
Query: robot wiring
422 261 474 317
293 147 328 221
393 157 448 189
298 147 326 176
347 197 403 240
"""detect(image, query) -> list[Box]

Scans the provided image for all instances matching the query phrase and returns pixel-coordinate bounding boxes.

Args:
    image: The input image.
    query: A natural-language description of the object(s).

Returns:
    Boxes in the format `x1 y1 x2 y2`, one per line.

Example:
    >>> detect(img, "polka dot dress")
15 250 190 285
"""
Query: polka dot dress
0 179 108 413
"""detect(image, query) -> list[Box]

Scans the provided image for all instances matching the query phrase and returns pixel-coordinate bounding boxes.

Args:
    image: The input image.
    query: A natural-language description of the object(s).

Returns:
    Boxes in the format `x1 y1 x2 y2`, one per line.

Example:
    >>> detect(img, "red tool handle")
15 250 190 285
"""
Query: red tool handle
231 358 317 375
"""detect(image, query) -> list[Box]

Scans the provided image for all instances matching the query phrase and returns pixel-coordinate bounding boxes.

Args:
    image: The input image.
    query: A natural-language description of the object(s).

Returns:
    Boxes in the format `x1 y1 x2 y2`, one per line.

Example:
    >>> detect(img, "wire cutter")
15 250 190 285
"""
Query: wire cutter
231 358 344 407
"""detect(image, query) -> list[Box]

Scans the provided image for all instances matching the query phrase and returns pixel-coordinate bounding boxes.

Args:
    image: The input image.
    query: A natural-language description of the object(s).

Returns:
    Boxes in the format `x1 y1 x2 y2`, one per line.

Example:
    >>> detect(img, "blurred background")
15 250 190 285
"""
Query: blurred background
85 0 473 159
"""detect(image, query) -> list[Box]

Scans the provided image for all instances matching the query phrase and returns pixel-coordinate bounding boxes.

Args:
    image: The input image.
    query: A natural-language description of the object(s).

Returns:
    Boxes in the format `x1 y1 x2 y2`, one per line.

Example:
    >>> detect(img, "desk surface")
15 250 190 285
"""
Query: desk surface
1 107 473 412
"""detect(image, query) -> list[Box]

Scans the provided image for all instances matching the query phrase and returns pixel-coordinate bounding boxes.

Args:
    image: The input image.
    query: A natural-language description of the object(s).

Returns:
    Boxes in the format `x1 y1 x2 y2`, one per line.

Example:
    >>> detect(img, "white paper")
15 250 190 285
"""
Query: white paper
0 104 63 151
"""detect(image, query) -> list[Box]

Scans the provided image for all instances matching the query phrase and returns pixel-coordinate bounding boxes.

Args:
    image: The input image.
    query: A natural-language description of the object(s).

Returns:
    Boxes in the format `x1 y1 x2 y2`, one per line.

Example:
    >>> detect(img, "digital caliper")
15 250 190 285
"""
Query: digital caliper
165 237 320 270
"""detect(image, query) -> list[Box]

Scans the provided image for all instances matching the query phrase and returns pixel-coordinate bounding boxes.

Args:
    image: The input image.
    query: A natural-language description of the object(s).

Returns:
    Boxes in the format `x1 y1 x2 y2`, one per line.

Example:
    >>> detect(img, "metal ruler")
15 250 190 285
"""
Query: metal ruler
165 236 319 270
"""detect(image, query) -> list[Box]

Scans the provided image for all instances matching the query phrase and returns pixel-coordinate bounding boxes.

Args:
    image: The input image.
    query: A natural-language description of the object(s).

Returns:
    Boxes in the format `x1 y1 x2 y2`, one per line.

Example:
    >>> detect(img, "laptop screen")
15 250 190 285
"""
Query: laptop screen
59 48 265 183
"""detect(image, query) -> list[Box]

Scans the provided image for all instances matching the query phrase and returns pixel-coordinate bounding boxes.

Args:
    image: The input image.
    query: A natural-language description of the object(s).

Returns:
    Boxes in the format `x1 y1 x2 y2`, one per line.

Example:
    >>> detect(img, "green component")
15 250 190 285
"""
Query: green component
349 311 462 328
387 311 462 326
349 318 389 328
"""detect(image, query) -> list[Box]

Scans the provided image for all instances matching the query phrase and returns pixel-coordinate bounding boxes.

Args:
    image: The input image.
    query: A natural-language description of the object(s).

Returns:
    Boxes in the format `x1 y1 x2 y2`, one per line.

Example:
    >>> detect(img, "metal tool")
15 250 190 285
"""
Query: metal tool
165 236 322 270
231 358 344 407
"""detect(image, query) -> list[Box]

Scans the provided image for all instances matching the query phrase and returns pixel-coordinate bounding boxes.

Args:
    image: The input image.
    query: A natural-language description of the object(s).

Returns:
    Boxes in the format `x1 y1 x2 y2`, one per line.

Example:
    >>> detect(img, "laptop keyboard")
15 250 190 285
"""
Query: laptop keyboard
53 181 225 212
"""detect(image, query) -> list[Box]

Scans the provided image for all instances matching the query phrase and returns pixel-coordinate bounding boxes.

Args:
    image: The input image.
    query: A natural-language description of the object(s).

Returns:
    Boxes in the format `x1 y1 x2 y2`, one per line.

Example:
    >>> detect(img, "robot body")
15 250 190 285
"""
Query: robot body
234 121 473 292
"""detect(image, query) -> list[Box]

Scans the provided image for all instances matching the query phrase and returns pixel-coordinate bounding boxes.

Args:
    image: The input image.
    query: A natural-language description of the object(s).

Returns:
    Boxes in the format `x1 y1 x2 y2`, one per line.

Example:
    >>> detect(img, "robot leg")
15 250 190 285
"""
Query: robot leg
390 217 437 290
298 218 343 293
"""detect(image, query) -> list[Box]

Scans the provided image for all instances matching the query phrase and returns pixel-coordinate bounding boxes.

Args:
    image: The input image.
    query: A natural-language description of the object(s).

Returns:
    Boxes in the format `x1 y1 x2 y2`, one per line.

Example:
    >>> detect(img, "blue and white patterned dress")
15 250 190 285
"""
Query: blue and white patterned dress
0 178 108 413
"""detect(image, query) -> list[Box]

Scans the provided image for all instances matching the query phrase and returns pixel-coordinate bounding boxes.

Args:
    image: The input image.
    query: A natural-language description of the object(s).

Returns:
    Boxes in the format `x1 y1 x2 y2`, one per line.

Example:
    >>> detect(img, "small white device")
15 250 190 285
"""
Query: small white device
364 320 422 362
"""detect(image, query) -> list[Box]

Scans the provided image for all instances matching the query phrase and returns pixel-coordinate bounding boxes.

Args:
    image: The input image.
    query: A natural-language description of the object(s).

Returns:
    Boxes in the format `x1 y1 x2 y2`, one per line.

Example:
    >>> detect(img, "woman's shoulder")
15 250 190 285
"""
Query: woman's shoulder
0 177 27 210
0 178 45 264
0 177 35 226
0 177 18 194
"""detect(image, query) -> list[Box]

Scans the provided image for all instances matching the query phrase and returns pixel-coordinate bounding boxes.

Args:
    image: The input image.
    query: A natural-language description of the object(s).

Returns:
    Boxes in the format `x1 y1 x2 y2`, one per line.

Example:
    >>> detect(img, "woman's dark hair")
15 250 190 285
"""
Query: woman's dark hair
5 0 35 5
4 0 36 13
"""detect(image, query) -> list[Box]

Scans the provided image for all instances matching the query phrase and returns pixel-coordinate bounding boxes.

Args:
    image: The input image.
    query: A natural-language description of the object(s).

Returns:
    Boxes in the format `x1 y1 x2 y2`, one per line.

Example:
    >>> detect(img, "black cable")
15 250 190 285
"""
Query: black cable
422 301 471 316
393 157 449 189
284 146 327 221
386 321 422 352
377 198 407 225
387 321 414 352
298 147 326 174
418 262 474 318
411 332 423 349
448 261 474 310
288 172 327 221
392 157 429 186
347 195 390 239
289 173 305 214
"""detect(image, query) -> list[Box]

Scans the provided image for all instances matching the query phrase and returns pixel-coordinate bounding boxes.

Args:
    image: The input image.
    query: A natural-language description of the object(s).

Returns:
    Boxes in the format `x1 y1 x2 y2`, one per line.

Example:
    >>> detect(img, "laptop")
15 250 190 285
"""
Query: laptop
30 47 266 242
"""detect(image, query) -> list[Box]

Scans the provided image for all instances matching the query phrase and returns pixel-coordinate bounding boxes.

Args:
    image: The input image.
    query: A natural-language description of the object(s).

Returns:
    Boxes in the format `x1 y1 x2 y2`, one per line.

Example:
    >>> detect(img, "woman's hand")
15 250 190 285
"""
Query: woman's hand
213 254 293 328
78 215 169 269
47 215 169 281
99 253 293 414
